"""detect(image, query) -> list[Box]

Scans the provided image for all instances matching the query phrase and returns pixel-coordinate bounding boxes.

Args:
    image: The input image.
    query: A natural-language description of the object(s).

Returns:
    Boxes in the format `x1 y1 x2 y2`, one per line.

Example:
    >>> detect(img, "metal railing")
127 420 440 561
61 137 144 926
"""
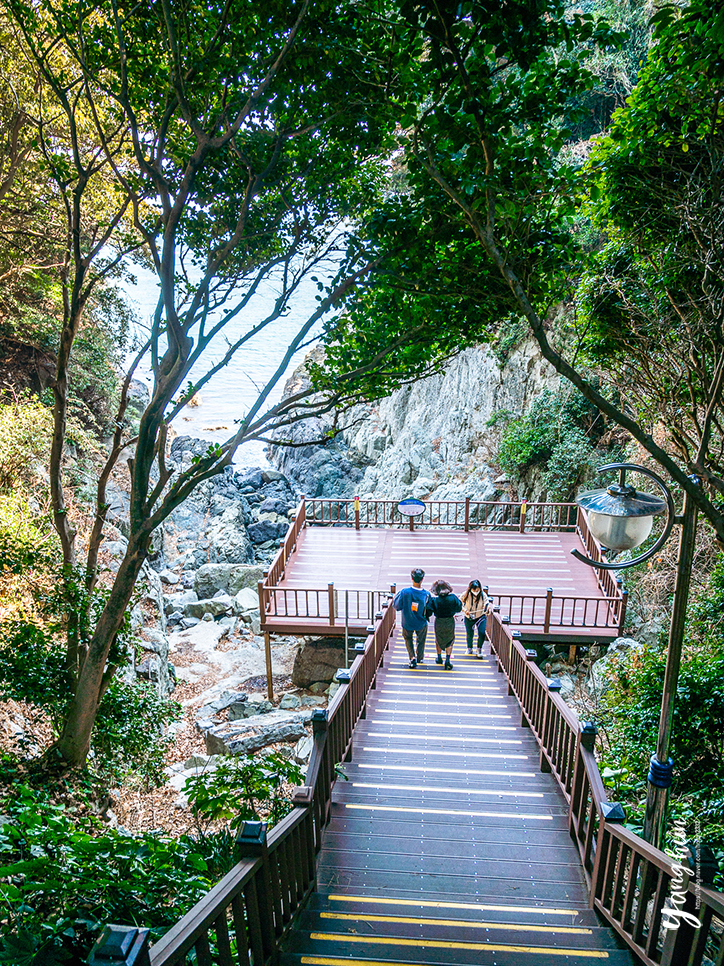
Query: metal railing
259 586 389 626
116 604 396 966
305 496 578 532
493 590 625 633
488 612 724 966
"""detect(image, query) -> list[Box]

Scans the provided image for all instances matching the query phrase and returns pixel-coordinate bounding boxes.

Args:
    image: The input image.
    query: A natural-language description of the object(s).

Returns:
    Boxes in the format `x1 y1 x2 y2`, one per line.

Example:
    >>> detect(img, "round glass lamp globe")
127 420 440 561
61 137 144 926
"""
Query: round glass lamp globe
576 486 667 552
586 510 654 551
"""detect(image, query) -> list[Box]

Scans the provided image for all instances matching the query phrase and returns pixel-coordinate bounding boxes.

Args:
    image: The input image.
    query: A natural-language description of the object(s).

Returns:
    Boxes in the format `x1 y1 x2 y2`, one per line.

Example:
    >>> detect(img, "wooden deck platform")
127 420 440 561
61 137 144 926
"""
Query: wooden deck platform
281 626 633 966
262 526 624 643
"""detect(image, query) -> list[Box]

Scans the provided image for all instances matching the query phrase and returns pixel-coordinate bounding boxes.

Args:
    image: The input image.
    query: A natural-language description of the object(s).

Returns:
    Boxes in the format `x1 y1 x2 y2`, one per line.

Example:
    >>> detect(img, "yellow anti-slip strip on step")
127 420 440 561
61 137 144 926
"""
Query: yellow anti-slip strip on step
319 912 591 935
327 895 581 918
305 935 610 958
344 804 554 820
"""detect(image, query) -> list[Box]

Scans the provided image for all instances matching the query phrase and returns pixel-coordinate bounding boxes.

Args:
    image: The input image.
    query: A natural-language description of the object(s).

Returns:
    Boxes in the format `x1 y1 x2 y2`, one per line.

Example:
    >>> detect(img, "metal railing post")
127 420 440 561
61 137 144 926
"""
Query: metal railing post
464 495 470 531
354 495 360 530
519 499 527 533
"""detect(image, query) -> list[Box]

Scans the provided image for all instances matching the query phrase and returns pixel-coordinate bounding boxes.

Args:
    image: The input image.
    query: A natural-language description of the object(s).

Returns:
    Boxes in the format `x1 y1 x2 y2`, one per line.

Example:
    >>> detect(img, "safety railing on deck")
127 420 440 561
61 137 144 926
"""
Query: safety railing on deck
258 497 626 634
260 586 390 627
305 496 578 531
488 612 724 966
100 603 396 966
493 590 625 632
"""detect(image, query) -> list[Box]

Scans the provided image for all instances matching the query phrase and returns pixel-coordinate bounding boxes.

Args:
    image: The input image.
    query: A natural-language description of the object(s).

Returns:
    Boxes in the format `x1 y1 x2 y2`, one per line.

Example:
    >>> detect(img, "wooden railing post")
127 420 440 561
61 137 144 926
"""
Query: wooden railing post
257 580 267 621
519 499 527 533
354 495 360 530
617 579 628 635
544 587 553 633
238 822 277 959
464 496 470 531
328 583 335 626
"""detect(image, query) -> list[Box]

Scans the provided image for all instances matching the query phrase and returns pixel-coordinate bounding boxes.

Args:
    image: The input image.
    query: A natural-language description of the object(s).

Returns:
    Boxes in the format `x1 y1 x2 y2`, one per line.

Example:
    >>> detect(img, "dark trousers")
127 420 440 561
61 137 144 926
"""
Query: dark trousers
402 624 428 661
465 615 486 650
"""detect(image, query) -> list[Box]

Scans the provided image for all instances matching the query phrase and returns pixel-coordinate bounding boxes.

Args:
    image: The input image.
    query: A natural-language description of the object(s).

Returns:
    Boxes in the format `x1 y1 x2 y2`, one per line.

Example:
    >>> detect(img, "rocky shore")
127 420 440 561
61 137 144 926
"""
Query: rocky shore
105 434 358 802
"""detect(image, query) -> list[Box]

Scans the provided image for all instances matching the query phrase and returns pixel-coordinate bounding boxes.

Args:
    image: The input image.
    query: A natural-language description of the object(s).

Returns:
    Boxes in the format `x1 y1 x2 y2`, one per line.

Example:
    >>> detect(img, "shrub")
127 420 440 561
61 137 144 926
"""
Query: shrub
0 397 52 493
185 752 305 834
0 577 180 787
497 388 603 499
0 773 216 964
597 592 724 877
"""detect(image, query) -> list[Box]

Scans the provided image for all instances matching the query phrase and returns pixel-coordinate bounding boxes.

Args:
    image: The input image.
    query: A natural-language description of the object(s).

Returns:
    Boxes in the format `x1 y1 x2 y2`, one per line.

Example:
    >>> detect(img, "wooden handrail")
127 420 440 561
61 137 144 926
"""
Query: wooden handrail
141 601 396 966
488 612 724 966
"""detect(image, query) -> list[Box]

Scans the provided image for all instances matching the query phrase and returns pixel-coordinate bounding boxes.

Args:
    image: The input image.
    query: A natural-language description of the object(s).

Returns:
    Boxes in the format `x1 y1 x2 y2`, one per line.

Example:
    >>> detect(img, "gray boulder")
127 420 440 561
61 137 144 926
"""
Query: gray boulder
292 637 352 688
127 378 150 415
586 637 643 696
228 698 273 720
226 721 307 756
184 595 234 618
259 497 290 515
194 563 264 599
247 520 289 544
235 587 259 613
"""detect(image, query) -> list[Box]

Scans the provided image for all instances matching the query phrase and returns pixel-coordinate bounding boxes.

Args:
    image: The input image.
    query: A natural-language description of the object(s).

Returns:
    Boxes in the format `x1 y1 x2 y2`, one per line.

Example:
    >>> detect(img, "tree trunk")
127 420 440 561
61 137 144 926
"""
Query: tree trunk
54 540 148 766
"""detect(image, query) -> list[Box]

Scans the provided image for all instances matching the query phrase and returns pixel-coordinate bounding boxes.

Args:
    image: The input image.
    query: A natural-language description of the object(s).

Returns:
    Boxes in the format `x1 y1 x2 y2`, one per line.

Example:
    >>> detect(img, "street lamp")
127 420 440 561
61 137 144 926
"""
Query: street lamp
572 463 699 850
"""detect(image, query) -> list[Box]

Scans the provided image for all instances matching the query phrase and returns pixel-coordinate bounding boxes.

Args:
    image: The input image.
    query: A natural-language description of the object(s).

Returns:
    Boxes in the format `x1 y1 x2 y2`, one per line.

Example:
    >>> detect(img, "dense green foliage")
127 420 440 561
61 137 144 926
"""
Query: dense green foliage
0 582 180 787
497 388 610 499
185 753 305 834
598 561 724 878
576 0 724 480
0 750 306 963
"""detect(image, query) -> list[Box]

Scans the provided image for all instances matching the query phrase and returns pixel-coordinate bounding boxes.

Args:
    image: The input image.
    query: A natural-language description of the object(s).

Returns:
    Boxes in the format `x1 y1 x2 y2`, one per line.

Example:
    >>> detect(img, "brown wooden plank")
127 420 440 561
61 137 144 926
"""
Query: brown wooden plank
266 525 622 640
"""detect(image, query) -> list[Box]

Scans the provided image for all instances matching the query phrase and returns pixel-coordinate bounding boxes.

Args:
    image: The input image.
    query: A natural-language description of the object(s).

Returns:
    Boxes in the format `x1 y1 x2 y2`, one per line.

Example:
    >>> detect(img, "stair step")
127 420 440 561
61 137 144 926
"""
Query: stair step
306 891 603 928
323 815 582 848
316 849 589 886
315 867 590 903
294 911 624 950
282 930 634 965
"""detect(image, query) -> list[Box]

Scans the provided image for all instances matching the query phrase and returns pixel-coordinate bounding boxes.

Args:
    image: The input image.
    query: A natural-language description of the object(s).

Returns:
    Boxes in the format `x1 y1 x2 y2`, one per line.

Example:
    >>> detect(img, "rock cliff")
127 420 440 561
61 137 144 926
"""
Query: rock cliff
271 338 559 500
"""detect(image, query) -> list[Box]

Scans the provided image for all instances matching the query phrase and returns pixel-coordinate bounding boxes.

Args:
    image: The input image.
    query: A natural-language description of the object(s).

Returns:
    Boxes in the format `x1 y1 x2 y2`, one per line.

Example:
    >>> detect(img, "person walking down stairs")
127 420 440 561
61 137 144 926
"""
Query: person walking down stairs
393 568 431 668
462 578 492 659
427 579 462 670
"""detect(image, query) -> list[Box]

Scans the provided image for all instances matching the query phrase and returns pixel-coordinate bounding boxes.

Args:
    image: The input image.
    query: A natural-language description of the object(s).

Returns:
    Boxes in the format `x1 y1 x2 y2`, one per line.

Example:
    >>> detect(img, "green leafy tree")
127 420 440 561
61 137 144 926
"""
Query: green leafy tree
0 0 451 769
334 0 724 543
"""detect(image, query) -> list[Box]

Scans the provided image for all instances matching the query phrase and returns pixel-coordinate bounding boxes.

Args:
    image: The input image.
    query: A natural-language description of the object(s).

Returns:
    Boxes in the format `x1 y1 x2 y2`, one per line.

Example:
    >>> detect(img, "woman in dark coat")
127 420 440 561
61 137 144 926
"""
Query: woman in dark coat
427 579 463 669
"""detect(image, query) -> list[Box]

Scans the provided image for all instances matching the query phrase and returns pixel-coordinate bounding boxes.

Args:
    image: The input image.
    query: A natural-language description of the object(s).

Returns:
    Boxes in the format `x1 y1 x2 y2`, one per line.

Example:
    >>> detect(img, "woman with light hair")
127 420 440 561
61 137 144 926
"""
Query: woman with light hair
426 579 462 670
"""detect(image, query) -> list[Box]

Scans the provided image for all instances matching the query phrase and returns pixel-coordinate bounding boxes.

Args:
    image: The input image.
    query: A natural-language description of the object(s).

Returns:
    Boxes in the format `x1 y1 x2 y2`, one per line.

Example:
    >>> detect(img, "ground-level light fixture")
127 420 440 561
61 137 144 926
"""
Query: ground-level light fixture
572 462 700 851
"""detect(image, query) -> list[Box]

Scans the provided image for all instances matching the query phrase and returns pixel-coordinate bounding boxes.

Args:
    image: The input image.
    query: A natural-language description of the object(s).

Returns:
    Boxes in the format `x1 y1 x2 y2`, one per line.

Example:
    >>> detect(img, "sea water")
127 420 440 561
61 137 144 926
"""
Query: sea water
124 261 333 468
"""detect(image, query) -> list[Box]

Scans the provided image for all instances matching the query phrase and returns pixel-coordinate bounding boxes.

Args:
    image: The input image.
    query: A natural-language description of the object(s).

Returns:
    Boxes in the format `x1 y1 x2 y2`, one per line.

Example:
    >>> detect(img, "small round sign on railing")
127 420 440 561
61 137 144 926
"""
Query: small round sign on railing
397 498 426 517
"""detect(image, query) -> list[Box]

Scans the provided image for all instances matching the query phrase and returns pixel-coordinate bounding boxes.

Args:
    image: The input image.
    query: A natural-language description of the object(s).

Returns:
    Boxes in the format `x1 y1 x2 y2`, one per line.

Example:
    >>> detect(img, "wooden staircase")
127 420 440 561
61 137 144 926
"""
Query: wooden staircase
280 628 634 966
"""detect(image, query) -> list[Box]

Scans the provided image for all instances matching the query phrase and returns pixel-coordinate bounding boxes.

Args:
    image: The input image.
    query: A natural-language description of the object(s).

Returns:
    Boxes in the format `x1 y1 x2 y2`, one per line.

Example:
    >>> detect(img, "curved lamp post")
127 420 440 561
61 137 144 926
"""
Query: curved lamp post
572 463 700 850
